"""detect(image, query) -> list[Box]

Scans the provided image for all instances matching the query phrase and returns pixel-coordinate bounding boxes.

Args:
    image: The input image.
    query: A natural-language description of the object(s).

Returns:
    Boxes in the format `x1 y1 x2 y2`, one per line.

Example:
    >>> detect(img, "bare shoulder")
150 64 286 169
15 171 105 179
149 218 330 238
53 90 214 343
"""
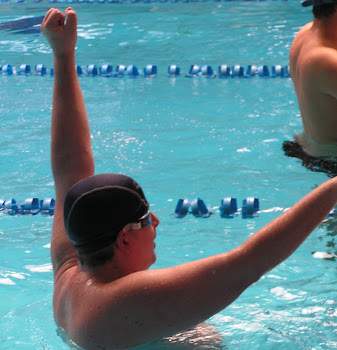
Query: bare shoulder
290 21 337 77
292 44 337 77
289 22 313 75
299 22 313 33
305 47 337 82
291 22 313 48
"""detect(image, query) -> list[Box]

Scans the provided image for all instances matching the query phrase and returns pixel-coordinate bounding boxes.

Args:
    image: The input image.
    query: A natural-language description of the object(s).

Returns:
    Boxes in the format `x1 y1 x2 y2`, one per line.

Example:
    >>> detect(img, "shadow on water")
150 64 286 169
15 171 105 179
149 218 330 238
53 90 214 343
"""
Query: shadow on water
319 218 337 258
282 141 337 179
0 16 43 35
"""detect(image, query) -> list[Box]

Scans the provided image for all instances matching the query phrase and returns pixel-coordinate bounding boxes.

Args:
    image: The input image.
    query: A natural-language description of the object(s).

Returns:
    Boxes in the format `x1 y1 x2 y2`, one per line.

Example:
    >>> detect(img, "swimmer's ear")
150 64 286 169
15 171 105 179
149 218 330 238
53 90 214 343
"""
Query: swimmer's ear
115 230 131 252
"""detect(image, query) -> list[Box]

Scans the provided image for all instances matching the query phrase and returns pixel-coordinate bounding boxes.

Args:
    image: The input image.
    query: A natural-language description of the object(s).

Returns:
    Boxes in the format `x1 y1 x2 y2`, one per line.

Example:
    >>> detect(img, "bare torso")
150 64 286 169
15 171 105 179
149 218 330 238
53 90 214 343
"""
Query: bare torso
53 262 225 350
290 20 337 156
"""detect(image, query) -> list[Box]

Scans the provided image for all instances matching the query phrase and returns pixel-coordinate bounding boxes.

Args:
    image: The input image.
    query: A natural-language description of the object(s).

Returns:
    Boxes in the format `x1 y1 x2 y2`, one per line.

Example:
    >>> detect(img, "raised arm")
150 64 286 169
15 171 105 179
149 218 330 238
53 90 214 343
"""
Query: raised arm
41 8 94 273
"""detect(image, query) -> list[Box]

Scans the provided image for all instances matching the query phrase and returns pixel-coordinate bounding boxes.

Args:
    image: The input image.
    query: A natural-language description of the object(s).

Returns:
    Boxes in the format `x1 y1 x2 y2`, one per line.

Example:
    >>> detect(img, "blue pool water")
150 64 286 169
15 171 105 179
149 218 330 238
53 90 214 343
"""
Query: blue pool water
0 1 336 349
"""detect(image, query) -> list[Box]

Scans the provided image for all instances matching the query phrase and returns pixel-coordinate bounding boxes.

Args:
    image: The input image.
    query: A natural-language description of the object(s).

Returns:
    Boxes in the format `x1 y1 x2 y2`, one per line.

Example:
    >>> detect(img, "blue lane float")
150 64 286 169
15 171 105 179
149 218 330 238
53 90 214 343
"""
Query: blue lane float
242 197 259 219
35 64 47 75
101 64 113 77
3 199 20 215
174 198 190 218
201 65 216 79
76 65 84 76
218 64 232 78
2 64 16 75
186 65 201 77
220 197 238 218
113 65 127 77
168 65 180 77
19 64 31 75
127 64 140 77
0 64 290 79
174 198 211 218
22 197 40 215
144 65 157 77
191 198 212 218
244 64 258 77
0 198 55 216
231 65 244 78
87 64 99 76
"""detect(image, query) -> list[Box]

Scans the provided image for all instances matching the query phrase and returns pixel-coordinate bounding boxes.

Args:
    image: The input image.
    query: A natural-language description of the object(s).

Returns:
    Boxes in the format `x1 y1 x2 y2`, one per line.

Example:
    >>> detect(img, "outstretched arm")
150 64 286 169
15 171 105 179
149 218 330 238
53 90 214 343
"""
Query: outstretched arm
83 177 337 348
41 8 94 273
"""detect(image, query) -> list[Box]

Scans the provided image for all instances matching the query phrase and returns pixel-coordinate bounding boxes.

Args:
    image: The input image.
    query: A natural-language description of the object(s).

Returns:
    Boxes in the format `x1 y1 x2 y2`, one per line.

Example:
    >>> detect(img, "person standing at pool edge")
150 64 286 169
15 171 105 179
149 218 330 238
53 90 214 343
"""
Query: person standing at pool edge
284 0 337 171
43 7 337 350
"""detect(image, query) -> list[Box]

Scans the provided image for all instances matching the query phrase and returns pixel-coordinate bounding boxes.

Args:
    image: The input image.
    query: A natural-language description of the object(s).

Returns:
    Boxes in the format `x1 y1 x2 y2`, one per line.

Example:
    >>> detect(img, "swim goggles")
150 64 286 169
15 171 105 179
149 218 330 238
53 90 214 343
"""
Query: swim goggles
123 211 153 232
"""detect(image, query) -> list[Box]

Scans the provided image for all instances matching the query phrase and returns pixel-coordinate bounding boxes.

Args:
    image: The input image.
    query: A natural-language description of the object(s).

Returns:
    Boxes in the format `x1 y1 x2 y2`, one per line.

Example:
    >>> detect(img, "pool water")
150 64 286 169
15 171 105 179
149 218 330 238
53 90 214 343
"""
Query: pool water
0 1 336 349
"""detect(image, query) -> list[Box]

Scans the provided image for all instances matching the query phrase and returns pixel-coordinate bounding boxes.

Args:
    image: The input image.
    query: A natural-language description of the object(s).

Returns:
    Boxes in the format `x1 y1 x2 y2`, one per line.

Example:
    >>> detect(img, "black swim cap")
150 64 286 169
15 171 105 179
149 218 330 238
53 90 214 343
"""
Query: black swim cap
64 174 149 254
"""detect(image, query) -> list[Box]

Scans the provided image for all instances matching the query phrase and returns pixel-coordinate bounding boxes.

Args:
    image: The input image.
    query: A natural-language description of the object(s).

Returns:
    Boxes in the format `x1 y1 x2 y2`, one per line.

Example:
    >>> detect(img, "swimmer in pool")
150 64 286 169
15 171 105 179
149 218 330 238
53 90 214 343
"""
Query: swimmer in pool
43 8 337 350
284 0 337 174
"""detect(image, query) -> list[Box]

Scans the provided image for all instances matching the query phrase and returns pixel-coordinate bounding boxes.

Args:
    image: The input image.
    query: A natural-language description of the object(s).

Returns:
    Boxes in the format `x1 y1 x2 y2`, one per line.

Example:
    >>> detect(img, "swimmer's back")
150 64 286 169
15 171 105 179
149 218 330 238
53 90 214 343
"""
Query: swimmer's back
53 265 146 350
53 265 128 349
290 21 337 154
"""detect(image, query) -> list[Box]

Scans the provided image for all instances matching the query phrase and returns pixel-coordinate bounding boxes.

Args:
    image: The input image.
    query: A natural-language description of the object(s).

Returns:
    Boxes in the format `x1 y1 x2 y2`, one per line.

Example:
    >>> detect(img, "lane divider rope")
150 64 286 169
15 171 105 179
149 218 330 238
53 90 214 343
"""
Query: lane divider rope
1 64 290 78
0 198 55 216
2 197 336 219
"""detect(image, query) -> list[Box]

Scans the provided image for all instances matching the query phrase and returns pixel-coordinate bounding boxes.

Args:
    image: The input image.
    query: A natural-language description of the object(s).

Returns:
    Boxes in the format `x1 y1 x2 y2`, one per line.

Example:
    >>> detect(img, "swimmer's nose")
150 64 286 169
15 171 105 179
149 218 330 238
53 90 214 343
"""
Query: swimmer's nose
151 212 160 228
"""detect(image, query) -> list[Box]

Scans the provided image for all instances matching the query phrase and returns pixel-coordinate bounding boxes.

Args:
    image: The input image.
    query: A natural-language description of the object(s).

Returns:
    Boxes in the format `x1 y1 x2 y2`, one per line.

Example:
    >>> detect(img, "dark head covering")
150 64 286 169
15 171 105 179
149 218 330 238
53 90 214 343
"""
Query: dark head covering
64 174 149 254
302 0 336 7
